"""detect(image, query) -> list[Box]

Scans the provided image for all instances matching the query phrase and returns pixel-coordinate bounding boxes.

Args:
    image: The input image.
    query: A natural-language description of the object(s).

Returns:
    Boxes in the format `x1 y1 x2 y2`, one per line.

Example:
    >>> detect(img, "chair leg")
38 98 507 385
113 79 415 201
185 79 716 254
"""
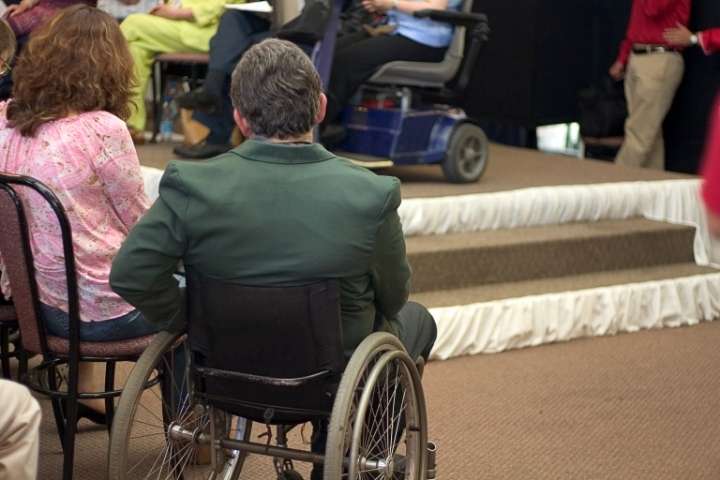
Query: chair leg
104 360 116 433
16 346 27 381
151 60 161 143
48 362 67 443
0 324 10 378
62 360 81 480
62 396 79 480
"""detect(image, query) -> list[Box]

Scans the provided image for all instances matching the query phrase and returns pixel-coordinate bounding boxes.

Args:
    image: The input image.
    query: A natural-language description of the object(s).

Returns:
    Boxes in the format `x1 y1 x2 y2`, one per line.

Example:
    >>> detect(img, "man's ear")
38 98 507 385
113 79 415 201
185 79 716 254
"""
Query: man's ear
315 93 327 125
233 109 253 138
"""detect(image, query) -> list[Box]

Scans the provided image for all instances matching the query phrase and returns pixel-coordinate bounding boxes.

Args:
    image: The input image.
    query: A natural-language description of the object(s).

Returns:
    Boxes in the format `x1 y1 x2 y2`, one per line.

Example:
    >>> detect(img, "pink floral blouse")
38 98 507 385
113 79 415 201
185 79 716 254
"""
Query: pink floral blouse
0 103 150 322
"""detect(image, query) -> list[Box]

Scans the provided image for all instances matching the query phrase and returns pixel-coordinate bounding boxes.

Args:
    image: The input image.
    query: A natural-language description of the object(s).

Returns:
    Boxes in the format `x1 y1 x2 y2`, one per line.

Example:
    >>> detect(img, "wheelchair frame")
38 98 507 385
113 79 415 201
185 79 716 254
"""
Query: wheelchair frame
108 331 434 480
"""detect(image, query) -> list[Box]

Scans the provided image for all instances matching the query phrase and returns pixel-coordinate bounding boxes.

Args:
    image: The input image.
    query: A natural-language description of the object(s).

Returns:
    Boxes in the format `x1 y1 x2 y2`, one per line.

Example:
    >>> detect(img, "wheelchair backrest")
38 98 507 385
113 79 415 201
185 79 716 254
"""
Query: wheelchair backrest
186 270 345 422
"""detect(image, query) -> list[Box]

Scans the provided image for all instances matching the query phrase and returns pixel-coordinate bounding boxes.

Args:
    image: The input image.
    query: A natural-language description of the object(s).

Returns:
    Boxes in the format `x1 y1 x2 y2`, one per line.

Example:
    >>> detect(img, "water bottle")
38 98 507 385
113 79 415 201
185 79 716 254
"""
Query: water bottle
159 81 179 142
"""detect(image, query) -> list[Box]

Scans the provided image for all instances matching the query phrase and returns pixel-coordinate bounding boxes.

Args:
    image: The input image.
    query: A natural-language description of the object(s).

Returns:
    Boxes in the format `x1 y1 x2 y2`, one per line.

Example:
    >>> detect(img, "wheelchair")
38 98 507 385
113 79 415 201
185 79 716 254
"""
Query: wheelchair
107 274 435 480
325 0 491 183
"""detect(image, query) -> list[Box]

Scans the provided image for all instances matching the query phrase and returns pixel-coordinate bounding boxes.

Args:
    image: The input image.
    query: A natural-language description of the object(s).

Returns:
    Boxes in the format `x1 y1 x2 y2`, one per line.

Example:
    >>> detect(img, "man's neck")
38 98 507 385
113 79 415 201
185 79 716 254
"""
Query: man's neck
255 131 314 144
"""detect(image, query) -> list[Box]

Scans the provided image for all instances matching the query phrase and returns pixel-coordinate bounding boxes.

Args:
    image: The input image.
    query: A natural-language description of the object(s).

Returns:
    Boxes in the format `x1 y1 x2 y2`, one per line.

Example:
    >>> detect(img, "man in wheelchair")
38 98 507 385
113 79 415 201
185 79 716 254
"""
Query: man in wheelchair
110 38 437 480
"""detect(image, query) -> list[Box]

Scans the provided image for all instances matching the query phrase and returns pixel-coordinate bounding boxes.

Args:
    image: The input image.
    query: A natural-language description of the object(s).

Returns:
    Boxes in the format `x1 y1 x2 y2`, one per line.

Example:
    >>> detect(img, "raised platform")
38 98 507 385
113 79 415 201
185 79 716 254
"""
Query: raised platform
138 142 720 361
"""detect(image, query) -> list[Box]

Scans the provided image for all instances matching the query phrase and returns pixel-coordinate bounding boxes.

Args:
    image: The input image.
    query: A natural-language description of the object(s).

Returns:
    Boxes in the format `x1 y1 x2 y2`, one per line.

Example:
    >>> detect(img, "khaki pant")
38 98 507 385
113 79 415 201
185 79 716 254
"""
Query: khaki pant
615 51 684 170
0 380 41 480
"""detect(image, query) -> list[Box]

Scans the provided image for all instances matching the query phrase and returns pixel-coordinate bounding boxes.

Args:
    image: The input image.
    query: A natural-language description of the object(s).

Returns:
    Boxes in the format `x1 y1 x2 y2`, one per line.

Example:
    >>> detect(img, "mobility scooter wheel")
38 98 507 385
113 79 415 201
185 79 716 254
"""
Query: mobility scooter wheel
442 123 489 183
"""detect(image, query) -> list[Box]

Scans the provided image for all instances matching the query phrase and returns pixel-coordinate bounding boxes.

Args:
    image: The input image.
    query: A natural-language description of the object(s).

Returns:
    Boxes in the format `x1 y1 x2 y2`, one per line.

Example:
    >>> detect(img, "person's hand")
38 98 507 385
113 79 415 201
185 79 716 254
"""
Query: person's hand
362 0 393 13
663 22 694 47
4 0 40 18
149 4 193 20
609 61 625 81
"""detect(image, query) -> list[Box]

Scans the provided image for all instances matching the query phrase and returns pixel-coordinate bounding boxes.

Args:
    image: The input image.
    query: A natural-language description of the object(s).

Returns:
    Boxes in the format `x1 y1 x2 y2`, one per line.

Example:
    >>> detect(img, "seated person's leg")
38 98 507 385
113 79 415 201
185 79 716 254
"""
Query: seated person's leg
175 104 236 158
0 380 41 480
177 11 271 113
395 301 437 363
324 33 447 127
121 13 203 135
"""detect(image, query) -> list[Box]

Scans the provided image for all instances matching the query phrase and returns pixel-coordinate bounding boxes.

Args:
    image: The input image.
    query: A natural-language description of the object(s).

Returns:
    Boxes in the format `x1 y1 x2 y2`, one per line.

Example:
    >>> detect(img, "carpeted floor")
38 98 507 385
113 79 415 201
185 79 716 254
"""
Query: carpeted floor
26 144 711 478
136 143 692 199
33 320 720 479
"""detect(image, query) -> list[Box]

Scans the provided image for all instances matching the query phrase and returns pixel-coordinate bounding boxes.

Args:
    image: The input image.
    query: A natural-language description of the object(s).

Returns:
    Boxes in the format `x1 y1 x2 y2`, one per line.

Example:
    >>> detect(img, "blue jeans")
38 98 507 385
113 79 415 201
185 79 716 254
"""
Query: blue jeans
41 304 160 341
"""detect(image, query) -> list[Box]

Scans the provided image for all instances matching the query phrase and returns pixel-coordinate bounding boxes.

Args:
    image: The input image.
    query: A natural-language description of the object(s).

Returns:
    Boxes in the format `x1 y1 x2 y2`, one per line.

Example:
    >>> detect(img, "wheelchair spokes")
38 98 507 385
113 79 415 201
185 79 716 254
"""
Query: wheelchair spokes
109 333 240 480
325 333 428 480
349 353 421 479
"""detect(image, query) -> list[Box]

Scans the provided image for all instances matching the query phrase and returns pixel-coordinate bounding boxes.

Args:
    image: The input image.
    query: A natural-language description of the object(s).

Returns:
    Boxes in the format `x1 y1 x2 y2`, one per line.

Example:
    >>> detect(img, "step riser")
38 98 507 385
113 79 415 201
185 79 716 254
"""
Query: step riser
408 228 695 293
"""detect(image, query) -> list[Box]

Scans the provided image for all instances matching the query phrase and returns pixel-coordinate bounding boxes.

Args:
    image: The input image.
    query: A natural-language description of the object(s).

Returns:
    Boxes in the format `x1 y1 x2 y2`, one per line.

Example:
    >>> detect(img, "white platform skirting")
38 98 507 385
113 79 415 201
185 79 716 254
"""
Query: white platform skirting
400 179 719 265
429 272 720 360
141 168 720 359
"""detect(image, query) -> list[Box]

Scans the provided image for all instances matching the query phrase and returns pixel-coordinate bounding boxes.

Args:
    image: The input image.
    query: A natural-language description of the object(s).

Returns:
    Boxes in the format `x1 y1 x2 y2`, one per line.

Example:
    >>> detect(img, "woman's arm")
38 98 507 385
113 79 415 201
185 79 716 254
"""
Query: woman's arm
4 0 40 17
93 119 151 230
149 4 194 21
362 0 449 15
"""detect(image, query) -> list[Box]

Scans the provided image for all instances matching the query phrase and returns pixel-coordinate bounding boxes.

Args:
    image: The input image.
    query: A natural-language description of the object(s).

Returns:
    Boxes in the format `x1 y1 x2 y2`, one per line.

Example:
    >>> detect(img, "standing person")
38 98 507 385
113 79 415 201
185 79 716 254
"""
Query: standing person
0 380 41 480
0 5 159 415
664 24 720 54
120 0 240 142
610 0 691 170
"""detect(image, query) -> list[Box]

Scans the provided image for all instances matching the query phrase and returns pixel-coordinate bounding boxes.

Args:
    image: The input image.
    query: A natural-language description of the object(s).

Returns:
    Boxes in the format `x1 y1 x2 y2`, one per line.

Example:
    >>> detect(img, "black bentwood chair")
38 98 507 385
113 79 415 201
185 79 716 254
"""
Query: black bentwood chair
0 173 160 480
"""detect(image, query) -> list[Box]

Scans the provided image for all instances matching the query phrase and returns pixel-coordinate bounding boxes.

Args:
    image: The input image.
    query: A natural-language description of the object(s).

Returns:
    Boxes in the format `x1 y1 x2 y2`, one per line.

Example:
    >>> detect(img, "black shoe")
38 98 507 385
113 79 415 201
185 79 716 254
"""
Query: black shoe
173 142 231 159
175 87 221 114
76 403 108 426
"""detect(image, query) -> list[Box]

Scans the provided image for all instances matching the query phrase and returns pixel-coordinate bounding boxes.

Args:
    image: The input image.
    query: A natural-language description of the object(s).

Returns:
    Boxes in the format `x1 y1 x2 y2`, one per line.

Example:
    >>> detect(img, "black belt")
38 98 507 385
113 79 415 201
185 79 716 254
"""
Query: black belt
632 44 679 55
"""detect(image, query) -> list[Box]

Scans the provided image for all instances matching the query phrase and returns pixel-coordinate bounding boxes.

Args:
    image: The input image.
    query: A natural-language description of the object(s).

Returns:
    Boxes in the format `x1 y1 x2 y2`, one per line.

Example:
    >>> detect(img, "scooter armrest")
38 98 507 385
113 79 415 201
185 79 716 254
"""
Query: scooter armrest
413 9 488 28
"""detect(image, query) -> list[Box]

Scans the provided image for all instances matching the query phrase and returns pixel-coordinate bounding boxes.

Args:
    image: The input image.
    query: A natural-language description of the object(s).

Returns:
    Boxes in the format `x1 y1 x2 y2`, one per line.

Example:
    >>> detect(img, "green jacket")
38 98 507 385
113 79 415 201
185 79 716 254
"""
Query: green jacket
110 140 411 354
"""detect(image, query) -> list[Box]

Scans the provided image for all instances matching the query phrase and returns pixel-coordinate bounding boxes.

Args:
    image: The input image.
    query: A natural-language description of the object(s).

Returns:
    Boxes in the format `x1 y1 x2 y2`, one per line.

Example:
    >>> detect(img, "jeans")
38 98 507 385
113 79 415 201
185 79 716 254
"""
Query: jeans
40 304 160 341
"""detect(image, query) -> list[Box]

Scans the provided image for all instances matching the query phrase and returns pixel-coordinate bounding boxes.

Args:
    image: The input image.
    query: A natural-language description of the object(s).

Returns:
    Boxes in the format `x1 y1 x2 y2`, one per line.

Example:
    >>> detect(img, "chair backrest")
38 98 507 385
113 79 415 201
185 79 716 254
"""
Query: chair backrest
443 0 473 75
186 270 345 424
0 174 80 355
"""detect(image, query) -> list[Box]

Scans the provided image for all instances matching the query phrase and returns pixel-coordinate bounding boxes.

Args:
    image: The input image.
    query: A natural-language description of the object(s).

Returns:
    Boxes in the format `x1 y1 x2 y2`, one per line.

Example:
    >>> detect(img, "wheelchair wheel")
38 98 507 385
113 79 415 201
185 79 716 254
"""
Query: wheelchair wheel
108 331 247 480
443 122 489 183
324 332 428 479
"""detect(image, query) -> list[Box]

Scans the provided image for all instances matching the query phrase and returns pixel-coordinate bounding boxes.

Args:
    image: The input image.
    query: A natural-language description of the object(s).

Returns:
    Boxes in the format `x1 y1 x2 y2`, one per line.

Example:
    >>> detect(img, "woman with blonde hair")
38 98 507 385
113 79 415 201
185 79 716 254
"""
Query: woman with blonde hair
0 4 158 415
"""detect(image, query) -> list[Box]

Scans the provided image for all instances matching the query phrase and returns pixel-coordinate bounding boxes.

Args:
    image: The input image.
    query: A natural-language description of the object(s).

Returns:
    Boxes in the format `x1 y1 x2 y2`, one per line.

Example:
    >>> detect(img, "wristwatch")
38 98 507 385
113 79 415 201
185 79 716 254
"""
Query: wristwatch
690 33 699 46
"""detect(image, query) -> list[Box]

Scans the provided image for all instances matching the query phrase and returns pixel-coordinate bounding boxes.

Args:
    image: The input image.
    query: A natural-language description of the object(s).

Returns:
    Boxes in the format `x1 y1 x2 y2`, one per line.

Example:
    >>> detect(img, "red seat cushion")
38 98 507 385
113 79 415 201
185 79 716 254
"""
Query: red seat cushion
46 333 156 357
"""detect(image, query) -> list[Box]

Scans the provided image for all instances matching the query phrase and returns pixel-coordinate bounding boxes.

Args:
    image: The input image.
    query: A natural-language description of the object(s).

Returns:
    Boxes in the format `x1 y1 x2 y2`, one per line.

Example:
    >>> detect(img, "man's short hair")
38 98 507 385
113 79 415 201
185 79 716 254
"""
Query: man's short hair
230 39 322 140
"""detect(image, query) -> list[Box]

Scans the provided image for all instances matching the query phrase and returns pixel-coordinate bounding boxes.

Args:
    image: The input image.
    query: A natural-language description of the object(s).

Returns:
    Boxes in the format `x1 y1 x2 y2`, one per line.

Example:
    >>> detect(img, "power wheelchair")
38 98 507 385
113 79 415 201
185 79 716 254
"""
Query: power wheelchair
107 273 434 480
326 0 491 183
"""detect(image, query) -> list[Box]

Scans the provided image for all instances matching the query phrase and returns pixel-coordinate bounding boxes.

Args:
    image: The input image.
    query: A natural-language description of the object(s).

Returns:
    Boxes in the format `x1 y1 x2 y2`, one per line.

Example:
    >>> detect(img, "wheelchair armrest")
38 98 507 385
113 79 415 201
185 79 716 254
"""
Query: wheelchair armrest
414 9 488 28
